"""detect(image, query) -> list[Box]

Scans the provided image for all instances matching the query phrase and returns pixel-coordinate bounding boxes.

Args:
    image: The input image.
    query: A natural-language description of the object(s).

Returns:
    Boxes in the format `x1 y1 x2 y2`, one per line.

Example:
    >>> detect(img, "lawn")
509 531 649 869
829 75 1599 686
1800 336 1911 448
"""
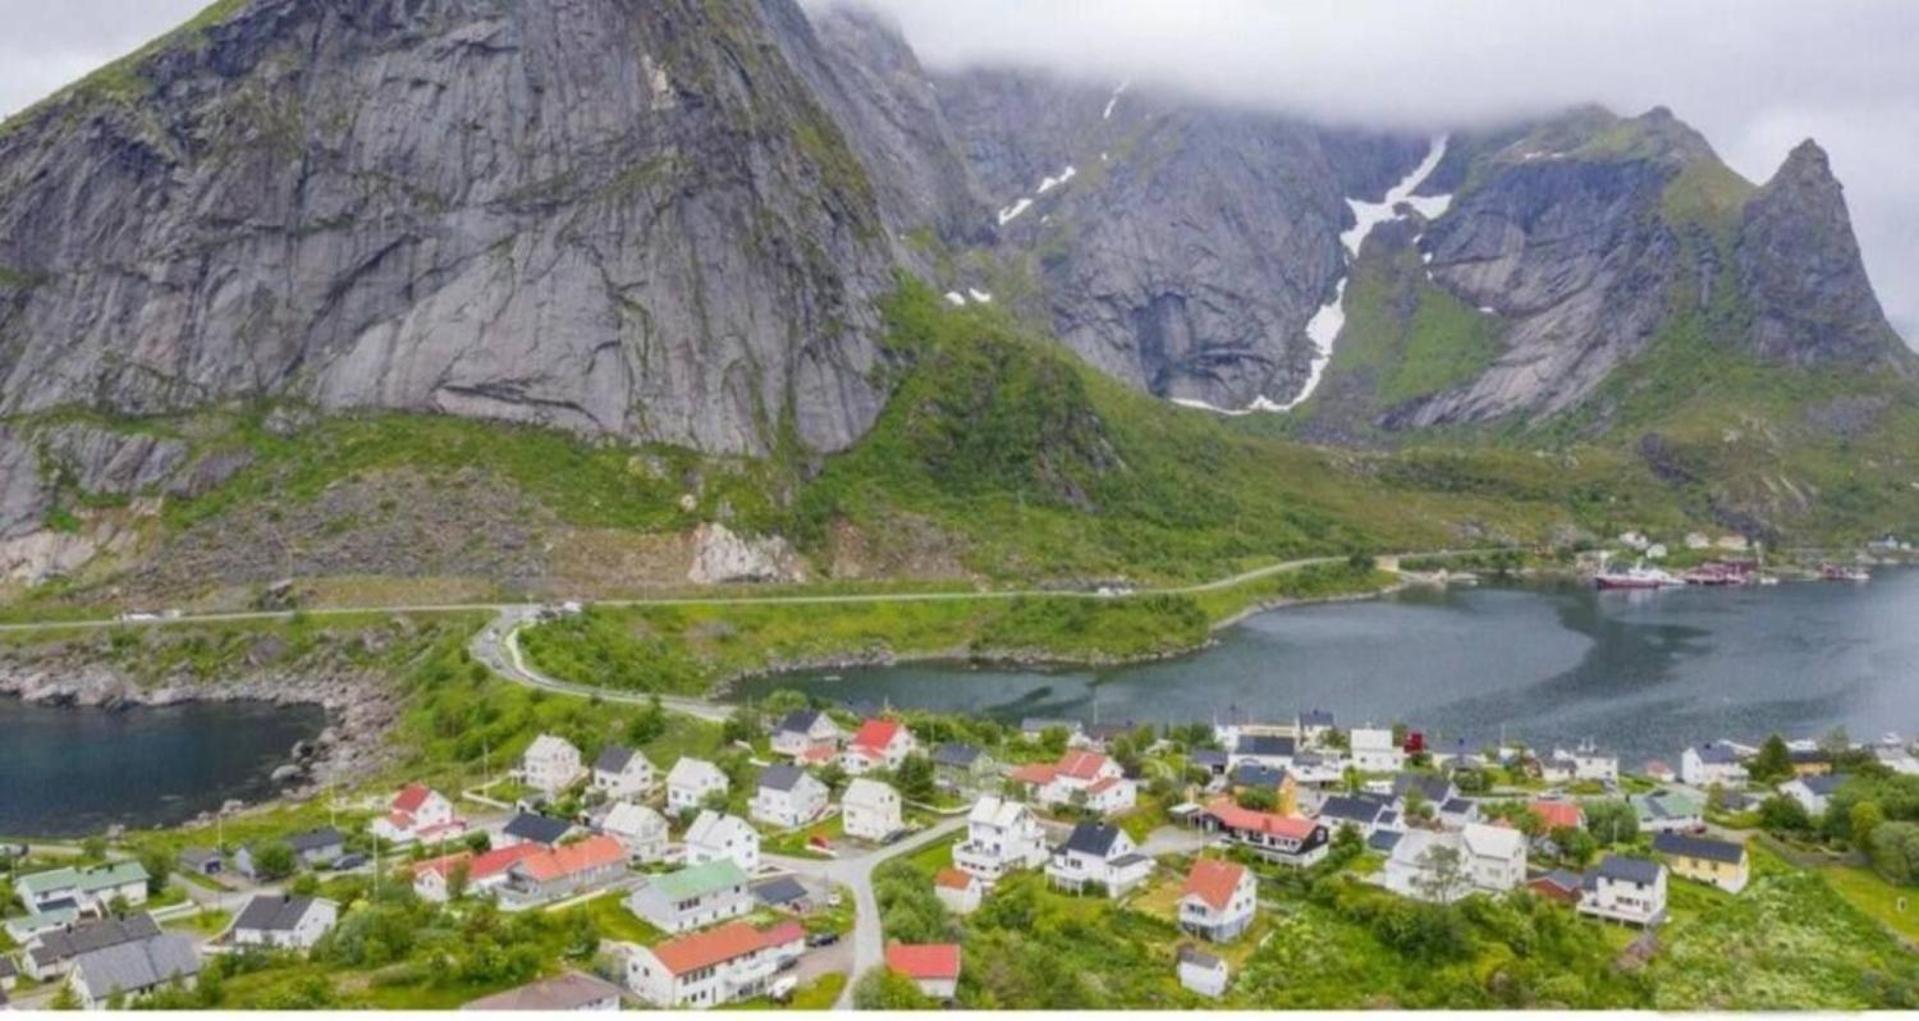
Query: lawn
1816 862 1919 941
561 891 666 945
762 815 845 859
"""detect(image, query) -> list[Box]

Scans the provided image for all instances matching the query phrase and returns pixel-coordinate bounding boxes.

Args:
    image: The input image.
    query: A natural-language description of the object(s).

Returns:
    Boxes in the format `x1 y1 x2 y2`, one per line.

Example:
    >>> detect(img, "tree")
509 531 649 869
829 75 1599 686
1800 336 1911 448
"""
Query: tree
817 761 850 795
1852 800 1886 846
1347 551 1377 572
447 860 472 901
1749 734 1795 785
1868 821 1919 885
1236 787 1278 812
853 968 934 1009
1821 726 1853 757
50 981 80 1010
465 830 493 854
1412 844 1470 903
624 696 667 746
138 848 173 897
1583 800 1639 846
895 755 937 803
1039 726 1070 757
1555 827 1599 867
723 706 763 745
81 836 108 861
251 841 299 882
1403 787 1432 823
1759 795 1811 832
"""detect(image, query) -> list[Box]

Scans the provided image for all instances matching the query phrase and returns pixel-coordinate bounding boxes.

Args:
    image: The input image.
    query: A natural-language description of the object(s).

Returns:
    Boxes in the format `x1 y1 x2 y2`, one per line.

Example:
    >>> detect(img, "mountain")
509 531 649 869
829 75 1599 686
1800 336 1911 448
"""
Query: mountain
0 0 1913 598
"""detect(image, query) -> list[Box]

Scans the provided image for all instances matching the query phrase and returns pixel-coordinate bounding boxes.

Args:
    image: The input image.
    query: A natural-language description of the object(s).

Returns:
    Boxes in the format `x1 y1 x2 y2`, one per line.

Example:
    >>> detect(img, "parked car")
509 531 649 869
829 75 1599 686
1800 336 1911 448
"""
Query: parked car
806 931 840 948
333 853 368 870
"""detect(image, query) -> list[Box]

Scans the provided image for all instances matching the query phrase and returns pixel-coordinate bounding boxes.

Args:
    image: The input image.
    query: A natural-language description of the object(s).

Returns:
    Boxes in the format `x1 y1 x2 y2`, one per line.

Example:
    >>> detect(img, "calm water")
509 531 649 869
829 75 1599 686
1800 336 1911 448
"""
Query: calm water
0 698 326 837
736 568 1919 766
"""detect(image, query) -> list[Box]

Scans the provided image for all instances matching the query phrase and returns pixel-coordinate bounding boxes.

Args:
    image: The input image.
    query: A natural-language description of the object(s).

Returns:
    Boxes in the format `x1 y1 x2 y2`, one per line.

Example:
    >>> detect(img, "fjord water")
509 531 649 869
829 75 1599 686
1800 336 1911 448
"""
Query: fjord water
738 568 1919 766
0 699 325 838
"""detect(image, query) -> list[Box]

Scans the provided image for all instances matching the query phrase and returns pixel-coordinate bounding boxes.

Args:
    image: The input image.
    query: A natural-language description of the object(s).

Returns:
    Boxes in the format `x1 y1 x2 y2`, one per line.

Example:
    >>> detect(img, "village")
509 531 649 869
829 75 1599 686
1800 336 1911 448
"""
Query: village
1 700 1915 1011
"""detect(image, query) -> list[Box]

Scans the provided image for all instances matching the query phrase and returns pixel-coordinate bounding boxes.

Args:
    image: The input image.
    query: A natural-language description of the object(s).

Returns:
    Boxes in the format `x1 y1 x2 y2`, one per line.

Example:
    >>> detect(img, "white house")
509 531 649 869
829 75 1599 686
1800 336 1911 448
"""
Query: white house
1778 774 1845 817
228 895 338 951
620 920 805 1008
841 778 904 842
666 758 730 813
1351 728 1404 773
371 784 466 846
1227 733 1298 771
770 710 844 759
626 859 753 934
841 719 916 774
1383 823 1525 903
592 745 658 801
1543 743 1619 785
1296 710 1337 748
14 862 149 916
1680 744 1747 787
600 802 670 863
1009 750 1137 814
1577 855 1668 927
684 811 761 873
932 868 983 915
1177 944 1230 999
1045 822 1154 897
954 796 1049 883
519 734 588 796
886 944 961 1001
1178 858 1256 943
749 765 830 830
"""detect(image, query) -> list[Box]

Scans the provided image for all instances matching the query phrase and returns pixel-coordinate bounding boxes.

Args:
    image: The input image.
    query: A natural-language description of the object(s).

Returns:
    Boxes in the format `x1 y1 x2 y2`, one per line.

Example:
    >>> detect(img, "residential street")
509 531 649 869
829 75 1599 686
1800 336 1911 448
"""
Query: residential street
764 816 969 1011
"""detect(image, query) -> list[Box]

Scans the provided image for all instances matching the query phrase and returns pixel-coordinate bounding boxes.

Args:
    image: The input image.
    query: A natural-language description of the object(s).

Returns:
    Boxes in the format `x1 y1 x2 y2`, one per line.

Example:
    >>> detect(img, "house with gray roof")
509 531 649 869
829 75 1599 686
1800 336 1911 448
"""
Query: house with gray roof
69 932 201 1009
750 765 828 829
287 828 346 867
500 812 573 849
931 744 995 790
1778 773 1846 816
590 744 657 801
1045 823 1152 898
1578 855 1667 927
229 894 339 950
22 914 160 982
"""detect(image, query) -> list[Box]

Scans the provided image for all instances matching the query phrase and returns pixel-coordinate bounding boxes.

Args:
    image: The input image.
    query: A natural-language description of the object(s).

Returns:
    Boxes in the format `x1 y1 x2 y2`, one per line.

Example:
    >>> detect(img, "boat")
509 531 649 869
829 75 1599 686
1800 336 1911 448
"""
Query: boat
1820 563 1871 583
1593 564 1683 590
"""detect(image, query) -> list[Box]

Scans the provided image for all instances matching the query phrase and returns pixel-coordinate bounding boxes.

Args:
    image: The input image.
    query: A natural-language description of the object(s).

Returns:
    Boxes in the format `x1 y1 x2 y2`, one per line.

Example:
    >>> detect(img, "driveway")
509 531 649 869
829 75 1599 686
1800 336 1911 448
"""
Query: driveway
764 816 967 1010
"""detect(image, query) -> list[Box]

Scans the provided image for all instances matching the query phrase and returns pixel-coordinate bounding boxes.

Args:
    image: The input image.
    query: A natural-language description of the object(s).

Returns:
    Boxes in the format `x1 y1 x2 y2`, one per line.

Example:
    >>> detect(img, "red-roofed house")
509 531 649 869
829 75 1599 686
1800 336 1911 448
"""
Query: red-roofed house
1178 858 1256 942
1201 798 1330 867
1009 750 1137 814
621 921 806 1008
932 868 983 915
840 719 916 775
371 784 467 846
1531 799 1586 833
887 943 962 1000
500 835 628 909
412 843 545 902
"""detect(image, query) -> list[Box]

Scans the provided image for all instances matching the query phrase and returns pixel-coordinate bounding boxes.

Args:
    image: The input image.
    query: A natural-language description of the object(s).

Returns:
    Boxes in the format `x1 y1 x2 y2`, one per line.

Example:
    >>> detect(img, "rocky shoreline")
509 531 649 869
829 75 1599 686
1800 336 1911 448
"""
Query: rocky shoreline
0 659 402 804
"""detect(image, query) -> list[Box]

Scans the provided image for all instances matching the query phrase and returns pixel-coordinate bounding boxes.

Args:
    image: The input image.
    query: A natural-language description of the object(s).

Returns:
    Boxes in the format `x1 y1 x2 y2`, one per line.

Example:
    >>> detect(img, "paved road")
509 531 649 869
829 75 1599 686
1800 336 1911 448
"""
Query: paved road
764 816 969 1011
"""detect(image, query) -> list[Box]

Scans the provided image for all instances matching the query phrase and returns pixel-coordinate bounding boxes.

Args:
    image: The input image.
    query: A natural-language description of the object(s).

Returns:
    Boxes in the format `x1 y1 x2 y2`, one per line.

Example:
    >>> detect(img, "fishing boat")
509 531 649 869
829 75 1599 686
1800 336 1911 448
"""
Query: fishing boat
1594 563 1682 590
1820 563 1871 583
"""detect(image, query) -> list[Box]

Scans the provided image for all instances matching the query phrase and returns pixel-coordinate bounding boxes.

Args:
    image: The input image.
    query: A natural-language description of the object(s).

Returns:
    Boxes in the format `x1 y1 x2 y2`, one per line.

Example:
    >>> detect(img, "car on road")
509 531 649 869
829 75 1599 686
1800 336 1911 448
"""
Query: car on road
333 853 368 871
805 931 840 949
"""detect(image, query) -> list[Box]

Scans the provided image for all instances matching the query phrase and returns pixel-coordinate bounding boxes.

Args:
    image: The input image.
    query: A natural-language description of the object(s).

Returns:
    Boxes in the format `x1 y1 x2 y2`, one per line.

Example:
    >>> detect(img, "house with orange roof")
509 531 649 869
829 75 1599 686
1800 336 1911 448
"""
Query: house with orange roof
619 920 806 1008
1200 798 1330 868
1008 750 1137 815
411 843 545 903
1177 858 1256 942
371 784 467 846
840 718 916 775
932 868 983 915
886 942 962 1000
1530 798 1586 833
499 835 628 909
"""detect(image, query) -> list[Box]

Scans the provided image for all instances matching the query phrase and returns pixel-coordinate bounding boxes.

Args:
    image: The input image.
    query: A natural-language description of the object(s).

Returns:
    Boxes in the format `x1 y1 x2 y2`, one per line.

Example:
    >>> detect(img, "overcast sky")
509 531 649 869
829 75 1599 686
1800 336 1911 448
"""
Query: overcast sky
3 0 1914 344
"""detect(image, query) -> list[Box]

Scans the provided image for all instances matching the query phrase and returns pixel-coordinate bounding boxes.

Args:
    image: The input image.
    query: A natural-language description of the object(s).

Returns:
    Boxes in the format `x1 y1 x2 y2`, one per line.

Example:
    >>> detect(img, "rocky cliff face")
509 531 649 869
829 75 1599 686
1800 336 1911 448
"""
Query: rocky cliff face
0 0 897 457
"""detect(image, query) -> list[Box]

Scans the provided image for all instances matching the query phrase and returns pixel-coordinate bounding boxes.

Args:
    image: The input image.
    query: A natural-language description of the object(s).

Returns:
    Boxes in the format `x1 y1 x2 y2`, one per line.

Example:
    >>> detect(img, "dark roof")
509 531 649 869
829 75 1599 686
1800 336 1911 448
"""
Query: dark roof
775 709 823 734
1109 853 1152 868
1191 749 1229 768
29 914 163 967
1534 869 1584 894
1177 944 1223 969
1299 709 1336 728
1787 748 1830 764
1318 795 1384 824
1392 774 1454 803
1368 830 1403 853
70 934 200 999
1061 822 1123 858
1591 854 1664 886
1230 763 1290 789
1440 798 1475 815
1087 722 1136 742
751 876 811 907
1797 774 1845 796
1652 832 1746 865
287 828 344 853
1021 717 1082 734
758 764 813 793
1692 743 1740 764
1234 734 1296 757
178 847 222 867
931 743 983 768
594 744 637 774
234 894 324 933
502 813 572 846
0 954 17 979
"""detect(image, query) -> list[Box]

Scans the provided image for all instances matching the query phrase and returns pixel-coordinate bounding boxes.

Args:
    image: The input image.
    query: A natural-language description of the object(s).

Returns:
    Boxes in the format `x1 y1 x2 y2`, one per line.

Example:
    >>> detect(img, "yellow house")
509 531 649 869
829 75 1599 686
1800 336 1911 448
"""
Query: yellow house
1652 832 1748 894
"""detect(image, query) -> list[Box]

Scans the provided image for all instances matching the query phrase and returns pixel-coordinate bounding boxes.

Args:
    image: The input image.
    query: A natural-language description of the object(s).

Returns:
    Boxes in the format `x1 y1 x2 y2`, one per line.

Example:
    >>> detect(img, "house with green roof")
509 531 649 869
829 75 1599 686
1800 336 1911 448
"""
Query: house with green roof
1630 790 1705 835
624 859 752 934
16 861 151 916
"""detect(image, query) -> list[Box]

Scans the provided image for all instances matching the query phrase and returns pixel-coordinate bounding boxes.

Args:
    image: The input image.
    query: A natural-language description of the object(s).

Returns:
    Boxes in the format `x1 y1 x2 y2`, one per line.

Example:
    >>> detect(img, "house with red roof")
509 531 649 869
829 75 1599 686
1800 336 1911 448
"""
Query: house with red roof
499 835 628 909
932 868 983 915
620 920 806 1008
1178 858 1257 942
411 843 545 903
1199 798 1330 868
1008 750 1137 815
1530 799 1586 833
840 718 916 775
886 942 962 1000
370 784 467 846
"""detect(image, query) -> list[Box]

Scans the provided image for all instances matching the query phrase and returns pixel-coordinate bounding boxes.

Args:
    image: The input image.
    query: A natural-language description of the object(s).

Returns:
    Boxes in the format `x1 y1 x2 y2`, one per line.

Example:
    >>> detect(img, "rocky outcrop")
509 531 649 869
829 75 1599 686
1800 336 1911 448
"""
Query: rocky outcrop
1737 140 1912 371
687 521 806 584
0 0 898 457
